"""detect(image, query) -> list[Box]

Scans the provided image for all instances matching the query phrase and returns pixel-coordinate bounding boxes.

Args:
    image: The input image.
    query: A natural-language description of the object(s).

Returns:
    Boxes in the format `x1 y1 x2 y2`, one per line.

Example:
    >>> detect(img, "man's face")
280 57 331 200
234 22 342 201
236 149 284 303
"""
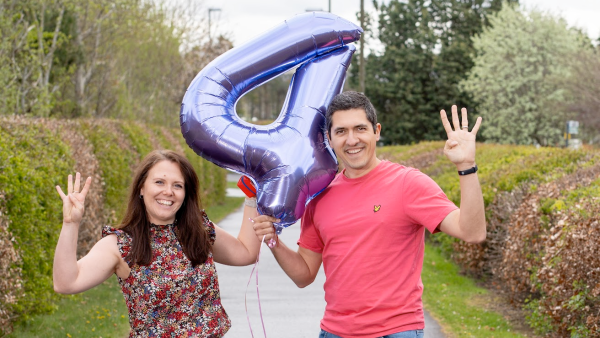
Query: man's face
327 108 381 178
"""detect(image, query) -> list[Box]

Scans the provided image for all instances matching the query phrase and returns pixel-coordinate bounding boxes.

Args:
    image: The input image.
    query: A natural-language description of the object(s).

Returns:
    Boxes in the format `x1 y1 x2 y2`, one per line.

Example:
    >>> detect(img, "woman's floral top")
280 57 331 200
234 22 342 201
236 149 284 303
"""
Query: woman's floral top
102 211 231 337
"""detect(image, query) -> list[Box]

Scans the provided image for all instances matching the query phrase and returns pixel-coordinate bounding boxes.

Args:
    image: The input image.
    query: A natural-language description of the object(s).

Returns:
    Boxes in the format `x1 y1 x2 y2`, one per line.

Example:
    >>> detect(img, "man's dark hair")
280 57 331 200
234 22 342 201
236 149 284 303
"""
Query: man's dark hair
325 91 377 135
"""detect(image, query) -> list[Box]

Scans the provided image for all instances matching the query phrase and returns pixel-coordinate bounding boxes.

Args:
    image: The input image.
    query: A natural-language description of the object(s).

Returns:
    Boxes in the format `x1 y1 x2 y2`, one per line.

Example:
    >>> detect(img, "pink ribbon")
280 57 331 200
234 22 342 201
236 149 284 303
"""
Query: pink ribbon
245 233 268 337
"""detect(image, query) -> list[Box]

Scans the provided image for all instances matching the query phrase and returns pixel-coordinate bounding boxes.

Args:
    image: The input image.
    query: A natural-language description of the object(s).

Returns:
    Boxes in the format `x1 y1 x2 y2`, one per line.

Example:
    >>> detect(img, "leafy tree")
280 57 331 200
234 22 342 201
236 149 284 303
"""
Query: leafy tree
562 47 600 144
461 3 590 145
0 0 232 126
352 0 513 144
237 72 292 122
0 0 70 116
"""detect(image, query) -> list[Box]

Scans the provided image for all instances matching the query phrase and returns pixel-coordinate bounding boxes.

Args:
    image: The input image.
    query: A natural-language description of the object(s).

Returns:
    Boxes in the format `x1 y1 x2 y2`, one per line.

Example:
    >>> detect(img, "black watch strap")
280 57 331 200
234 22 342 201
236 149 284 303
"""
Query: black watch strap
458 164 478 176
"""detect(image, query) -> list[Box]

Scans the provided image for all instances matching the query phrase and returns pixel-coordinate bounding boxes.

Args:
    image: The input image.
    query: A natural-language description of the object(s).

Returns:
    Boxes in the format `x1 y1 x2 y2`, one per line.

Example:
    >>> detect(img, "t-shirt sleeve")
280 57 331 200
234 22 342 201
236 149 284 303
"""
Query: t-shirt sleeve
201 210 217 245
297 201 324 254
402 169 458 234
102 225 131 260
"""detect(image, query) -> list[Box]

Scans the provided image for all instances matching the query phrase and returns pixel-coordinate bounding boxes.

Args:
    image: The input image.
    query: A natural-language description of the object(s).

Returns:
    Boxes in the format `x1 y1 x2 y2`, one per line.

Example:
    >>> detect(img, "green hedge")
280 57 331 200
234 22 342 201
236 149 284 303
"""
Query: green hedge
378 143 599 253
80 120 138 223
0 117 227 330
0 120 74 318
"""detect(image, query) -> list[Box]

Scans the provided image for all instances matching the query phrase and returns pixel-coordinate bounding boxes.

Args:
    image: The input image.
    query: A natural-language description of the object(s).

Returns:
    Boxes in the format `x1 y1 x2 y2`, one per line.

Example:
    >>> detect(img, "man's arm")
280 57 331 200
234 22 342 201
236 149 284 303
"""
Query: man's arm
438 105 486 243
253 219 322 288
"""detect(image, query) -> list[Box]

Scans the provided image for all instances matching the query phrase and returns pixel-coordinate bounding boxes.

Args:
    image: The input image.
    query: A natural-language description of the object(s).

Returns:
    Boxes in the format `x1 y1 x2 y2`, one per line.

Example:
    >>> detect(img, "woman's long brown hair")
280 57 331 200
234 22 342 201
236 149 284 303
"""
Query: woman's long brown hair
119 150 211 267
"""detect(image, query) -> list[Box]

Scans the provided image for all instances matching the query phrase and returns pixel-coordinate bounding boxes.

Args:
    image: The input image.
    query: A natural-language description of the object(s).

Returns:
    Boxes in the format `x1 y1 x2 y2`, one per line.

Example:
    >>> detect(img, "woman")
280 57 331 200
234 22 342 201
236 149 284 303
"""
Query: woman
53 150 277 337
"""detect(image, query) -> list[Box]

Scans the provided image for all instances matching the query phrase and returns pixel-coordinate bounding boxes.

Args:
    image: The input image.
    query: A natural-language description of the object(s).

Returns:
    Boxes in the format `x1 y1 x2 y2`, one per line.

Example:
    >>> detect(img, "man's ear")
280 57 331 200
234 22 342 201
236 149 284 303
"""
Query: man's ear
375 123 381 141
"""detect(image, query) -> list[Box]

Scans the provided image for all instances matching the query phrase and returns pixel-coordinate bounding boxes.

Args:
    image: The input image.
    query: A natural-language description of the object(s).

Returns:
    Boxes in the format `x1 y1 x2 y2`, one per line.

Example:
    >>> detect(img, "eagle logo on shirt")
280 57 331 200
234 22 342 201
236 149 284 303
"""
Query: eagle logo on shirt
373 205 381 213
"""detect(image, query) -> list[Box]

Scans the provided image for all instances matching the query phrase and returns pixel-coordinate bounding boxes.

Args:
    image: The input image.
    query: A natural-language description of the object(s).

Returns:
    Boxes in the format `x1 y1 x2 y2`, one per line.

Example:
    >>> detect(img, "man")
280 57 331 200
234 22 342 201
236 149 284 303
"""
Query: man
253 91 486 338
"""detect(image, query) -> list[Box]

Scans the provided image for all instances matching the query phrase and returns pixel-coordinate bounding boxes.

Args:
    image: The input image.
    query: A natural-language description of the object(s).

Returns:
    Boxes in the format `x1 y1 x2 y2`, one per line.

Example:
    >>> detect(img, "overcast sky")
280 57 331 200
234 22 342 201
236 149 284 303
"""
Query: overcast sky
204 0 600 48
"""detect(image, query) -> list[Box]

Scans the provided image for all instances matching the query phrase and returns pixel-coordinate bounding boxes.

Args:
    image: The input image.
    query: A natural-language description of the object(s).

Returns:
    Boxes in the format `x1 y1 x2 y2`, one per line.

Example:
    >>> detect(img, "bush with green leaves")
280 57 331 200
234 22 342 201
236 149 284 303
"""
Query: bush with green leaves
0 119 74 320
0 117 227 334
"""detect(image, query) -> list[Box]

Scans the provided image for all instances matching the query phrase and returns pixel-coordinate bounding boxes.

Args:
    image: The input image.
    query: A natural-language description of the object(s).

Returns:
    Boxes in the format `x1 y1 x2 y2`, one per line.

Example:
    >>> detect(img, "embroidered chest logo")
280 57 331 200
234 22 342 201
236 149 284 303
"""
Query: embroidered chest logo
373 205 381 213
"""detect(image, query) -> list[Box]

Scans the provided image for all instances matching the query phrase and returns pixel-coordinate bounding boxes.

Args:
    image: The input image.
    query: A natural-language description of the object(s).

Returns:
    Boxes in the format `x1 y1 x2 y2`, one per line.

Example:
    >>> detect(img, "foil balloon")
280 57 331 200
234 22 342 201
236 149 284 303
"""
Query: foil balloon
180 12 362 232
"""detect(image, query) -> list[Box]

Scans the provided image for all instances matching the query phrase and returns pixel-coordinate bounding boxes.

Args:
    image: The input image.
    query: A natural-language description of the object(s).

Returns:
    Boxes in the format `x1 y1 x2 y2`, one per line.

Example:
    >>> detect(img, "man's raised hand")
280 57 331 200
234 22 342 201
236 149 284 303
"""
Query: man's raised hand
440 105 482 170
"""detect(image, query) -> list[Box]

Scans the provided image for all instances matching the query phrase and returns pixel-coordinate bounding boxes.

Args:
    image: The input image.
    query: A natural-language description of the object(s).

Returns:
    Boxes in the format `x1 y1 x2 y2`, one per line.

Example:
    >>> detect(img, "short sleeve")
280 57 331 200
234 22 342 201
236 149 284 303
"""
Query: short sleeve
402 170 458 234
297 201 324 254
201 210 216 245
102 225 132 260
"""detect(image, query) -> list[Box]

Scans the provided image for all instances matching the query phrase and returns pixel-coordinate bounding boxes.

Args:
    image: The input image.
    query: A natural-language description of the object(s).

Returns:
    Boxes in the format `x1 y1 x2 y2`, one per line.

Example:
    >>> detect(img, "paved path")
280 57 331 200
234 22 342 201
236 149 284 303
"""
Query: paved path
216 174 446 337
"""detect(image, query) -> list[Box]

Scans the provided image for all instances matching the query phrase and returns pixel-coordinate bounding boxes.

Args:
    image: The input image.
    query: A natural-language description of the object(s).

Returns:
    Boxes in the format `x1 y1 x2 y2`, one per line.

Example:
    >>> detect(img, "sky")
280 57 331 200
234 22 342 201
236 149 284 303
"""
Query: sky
204 0 600 48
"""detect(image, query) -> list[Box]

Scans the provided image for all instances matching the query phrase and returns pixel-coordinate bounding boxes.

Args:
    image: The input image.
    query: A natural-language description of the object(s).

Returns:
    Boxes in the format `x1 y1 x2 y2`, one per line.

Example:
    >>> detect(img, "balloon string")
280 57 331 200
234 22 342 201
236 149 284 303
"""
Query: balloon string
245 234 268 338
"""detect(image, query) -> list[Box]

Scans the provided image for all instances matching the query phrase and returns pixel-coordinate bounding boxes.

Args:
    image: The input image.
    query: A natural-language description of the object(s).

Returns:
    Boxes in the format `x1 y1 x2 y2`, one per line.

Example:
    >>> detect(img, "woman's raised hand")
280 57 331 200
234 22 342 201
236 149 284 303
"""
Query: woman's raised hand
56 173 92 225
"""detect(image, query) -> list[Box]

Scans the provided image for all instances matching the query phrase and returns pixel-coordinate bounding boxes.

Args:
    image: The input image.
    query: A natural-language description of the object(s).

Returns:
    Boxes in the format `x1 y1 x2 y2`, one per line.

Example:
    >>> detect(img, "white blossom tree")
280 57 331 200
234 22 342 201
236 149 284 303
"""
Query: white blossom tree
461 3 590 146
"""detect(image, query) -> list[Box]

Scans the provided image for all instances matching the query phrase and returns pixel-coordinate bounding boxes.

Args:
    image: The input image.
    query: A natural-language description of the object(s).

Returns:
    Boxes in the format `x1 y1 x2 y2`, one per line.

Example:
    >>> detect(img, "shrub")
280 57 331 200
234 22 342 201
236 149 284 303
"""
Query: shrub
499 163 600 336
382 141 600 336
80 120 138 223
0 118 74 320
0 194 22 336
0 116 227 334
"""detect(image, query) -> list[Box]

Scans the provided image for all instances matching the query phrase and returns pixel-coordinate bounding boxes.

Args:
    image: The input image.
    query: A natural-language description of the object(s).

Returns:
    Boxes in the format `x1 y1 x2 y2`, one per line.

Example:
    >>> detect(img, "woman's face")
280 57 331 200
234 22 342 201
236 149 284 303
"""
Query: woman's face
140 160 185 225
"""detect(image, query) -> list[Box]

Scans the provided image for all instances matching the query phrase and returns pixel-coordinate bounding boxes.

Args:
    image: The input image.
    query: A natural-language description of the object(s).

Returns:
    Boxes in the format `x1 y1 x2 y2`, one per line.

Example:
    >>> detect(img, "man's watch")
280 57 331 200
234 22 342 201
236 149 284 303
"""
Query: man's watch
458 164 478 176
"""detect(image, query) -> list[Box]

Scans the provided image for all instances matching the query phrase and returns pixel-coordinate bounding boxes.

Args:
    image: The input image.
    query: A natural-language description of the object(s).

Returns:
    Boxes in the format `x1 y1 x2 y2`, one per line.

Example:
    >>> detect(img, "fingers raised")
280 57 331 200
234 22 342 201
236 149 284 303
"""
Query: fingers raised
461 108 468 129
74 172 81 194
67 174 73 195
451 105 460 131
440 110 453 135
56 185 66 199
80 176 92 198
471 116 483 136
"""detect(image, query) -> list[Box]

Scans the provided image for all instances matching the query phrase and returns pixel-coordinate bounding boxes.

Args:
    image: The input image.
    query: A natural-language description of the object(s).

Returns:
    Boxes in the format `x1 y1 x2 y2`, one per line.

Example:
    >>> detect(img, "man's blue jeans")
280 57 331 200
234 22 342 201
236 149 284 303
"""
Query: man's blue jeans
319 329 424 338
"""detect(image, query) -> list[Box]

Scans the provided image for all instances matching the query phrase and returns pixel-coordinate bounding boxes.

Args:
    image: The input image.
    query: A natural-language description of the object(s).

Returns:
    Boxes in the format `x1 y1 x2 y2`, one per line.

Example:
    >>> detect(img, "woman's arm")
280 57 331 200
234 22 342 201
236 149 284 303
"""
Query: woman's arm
212 199 279 266
53 173 121 294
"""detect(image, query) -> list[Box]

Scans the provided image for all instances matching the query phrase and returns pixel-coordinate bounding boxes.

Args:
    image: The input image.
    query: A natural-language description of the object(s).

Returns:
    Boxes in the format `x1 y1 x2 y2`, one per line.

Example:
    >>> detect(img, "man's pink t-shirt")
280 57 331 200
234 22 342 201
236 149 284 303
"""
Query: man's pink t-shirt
298 160 457 338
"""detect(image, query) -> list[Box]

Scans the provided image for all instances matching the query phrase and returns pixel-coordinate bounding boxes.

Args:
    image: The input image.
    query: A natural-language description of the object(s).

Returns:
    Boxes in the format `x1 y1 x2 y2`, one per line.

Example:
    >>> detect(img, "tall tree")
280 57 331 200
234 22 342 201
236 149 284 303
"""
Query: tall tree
562 47 600 144
352 0 514 144
0 0 69 115
461 4 590 145
0 0 231 124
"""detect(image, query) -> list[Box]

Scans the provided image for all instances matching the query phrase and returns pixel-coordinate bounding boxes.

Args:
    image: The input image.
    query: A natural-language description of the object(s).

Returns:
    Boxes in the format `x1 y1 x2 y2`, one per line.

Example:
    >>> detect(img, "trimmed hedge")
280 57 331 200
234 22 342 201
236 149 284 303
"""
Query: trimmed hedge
0 118 74 323
378 142 600 336
0 117 226 334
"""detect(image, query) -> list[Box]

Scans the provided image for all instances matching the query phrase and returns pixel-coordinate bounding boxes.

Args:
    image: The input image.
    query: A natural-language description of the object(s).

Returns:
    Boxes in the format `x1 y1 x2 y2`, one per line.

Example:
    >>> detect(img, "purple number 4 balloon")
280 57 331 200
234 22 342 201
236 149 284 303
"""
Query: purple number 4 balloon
180 12 362 232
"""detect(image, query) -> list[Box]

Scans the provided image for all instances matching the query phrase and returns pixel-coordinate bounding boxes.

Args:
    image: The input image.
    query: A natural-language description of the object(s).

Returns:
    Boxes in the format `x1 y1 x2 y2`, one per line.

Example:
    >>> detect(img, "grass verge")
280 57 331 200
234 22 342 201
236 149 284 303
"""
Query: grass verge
9 196 245 338
226 180 239 189
423 244 527 337
9 276 129 338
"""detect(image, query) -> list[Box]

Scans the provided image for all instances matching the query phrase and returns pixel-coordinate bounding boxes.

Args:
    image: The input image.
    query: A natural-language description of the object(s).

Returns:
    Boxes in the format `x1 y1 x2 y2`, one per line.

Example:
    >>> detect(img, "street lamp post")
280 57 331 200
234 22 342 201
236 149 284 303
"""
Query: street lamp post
208 7 221 43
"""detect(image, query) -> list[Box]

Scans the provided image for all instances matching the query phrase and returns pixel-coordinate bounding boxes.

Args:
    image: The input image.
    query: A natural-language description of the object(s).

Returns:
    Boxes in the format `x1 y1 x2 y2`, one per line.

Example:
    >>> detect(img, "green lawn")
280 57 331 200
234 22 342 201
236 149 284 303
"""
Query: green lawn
9 196 244 338
226 180 239 189
10 275 129 338
423 244 527 337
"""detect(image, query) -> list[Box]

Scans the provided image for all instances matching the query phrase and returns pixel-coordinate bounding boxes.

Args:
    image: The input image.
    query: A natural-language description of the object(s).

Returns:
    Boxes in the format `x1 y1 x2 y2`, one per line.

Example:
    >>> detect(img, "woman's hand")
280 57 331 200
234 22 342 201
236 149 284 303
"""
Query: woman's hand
56 172 92 225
